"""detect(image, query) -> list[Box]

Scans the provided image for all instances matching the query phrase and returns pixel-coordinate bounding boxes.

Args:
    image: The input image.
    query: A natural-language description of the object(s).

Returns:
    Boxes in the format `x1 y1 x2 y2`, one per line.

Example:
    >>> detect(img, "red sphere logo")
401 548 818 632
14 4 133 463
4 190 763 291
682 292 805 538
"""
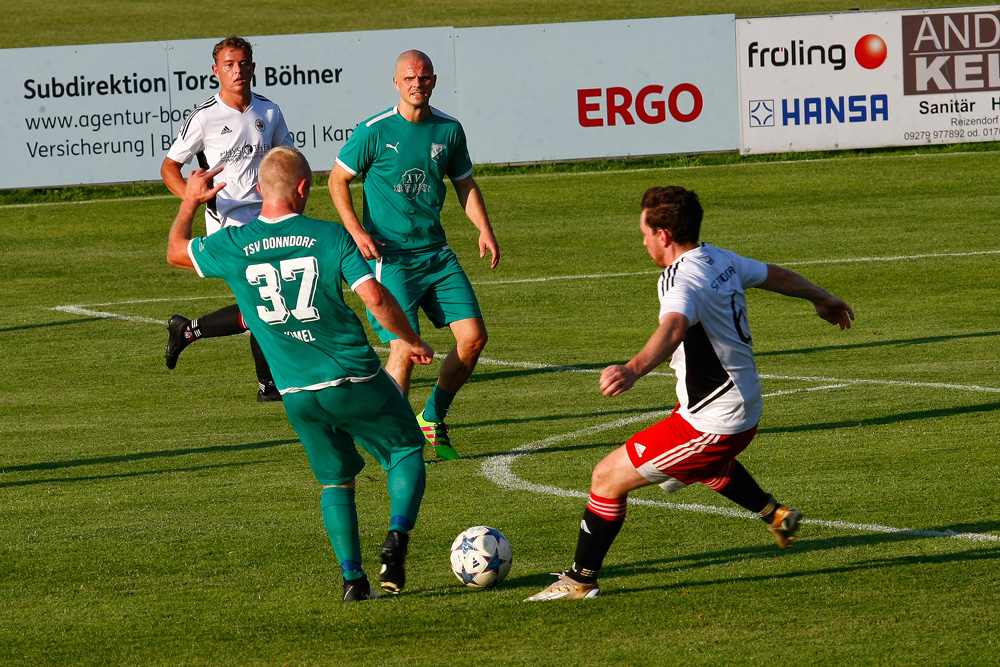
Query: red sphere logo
855 34 887 69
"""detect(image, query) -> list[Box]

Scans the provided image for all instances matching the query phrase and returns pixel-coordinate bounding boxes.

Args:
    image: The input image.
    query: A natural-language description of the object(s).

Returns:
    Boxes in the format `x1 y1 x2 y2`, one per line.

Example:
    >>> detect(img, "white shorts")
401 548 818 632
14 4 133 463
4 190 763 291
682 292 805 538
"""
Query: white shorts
205 205 260 236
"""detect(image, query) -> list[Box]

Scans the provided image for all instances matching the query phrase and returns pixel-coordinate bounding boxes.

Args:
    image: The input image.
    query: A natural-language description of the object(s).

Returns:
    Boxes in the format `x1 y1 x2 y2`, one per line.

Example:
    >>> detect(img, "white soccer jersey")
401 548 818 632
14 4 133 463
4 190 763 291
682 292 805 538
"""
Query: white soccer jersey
658 243 769 434
166 92 293 230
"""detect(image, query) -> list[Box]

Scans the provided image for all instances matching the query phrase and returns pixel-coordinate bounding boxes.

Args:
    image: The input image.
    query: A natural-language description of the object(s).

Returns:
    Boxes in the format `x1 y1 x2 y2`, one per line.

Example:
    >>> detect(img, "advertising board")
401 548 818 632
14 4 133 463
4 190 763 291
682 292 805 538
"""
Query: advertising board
455 15 739 163
2 28 455 189
737 7 1000 154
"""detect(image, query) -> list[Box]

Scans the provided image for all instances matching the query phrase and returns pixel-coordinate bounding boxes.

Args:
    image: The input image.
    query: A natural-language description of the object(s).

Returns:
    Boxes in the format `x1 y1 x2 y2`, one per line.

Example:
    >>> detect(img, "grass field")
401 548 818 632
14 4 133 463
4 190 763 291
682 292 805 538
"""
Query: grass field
3 1 1000 664
2 0 974 48
2 148 999 665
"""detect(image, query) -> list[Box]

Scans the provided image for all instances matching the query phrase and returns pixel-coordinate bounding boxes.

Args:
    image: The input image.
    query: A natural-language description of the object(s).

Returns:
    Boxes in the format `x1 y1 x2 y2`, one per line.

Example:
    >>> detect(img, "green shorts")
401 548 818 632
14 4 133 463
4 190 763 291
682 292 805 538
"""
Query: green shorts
281 370 425 486
367 247 482 343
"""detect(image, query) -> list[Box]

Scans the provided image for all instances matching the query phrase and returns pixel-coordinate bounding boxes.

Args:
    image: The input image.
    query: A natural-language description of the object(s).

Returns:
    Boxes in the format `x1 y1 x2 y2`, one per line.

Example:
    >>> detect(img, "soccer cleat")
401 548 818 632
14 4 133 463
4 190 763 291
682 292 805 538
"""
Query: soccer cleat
768 506 803 549
379 529 409 595
164 315 194 370
524 572 601 601
417 410 458 460
342 574 378 602
257 381 283 403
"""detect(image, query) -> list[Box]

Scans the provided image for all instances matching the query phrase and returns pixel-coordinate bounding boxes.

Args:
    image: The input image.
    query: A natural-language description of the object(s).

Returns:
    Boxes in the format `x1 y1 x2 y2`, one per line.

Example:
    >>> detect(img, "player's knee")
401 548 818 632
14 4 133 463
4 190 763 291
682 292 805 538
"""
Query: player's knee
459 324 488 355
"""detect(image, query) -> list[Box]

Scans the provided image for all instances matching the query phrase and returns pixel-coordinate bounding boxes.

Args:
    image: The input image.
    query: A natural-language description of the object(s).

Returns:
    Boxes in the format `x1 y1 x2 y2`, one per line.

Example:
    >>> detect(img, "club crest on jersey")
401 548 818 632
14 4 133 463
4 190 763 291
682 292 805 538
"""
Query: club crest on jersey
394 168 431 201
430 143 446 162
634 443 646 457
255 119 265 132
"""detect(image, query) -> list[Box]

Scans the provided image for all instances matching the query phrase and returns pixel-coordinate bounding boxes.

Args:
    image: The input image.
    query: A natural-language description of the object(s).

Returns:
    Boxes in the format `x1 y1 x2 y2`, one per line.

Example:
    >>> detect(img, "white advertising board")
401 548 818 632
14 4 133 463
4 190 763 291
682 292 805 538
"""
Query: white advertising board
737 6 1000 154
454 16 739 163
1 28 455 189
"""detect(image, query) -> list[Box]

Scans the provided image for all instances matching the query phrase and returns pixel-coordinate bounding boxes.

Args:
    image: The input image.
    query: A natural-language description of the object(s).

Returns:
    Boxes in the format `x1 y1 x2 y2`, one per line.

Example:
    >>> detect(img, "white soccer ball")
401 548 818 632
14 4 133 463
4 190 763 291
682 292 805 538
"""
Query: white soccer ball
449 525 513 588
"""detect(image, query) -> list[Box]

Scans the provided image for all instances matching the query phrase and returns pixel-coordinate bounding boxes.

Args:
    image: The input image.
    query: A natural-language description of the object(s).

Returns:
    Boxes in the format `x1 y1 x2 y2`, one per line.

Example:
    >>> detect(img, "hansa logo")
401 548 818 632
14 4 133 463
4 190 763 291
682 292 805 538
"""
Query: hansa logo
746 34 887 71
748 100 775 127
749 95 889 127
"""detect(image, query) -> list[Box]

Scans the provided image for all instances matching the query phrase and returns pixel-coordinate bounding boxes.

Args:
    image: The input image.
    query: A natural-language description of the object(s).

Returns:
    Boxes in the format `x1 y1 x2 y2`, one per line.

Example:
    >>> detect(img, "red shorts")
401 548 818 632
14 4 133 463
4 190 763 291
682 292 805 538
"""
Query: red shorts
625 407 758 492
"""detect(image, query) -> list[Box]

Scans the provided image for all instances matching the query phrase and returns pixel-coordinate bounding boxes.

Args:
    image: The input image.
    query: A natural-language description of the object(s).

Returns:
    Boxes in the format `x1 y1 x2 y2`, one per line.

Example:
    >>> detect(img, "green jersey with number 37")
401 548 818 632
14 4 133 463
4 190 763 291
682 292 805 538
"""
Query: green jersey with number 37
188 214 382 392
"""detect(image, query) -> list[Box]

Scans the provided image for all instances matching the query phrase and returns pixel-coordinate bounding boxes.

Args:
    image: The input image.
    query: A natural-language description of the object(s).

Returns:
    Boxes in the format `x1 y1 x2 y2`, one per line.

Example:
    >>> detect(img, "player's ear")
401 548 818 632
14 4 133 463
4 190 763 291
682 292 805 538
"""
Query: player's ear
255 183 263 196
296 178 310 199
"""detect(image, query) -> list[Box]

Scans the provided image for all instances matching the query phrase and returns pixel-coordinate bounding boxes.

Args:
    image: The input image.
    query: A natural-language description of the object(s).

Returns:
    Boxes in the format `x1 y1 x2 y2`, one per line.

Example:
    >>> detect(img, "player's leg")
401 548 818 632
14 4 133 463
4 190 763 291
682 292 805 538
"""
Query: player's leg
384 338 417 395
165 303 244 368
708 458 802 548
416 250 486 459
248 334 280 402
166 303 279 400
526 446 649 601
430 316 487 407
414 316 487 460
345 370 427 595
281 389 376 601
365 256 423 395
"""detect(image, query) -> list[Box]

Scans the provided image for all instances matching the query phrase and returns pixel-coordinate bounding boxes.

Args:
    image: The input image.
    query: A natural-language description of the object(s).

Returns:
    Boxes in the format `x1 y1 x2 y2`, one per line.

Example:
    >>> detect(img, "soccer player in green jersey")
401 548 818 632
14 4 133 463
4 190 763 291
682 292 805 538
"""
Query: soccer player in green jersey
329 49 500 461
167 146 435 601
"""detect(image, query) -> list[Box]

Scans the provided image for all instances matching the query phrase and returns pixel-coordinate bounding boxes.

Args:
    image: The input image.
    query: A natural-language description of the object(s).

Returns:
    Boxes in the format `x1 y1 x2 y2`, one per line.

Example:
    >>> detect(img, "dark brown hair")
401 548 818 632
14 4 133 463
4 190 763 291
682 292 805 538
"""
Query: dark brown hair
640 186 703 244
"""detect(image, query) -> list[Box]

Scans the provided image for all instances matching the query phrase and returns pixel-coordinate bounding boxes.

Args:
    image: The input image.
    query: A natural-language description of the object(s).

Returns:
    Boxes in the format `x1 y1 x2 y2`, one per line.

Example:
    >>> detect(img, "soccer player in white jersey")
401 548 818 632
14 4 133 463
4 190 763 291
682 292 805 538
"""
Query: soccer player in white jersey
160 36 294 401
527 186 854 601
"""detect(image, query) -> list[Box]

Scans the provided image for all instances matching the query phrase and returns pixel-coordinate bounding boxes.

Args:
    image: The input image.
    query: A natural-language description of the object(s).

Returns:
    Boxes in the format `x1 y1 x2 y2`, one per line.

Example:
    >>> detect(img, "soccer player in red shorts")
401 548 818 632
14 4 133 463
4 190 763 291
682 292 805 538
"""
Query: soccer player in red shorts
527 186 854 601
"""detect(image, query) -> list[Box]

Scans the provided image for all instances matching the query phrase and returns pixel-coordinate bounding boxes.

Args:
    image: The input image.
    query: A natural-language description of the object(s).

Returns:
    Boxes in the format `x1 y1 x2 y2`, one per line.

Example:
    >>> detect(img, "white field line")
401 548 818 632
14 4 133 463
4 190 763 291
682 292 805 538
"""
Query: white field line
0 194 174 209
462 250 1000 286
480 389 1000 545
4 148 995 210
47 247 1000 318
48 247 1000 544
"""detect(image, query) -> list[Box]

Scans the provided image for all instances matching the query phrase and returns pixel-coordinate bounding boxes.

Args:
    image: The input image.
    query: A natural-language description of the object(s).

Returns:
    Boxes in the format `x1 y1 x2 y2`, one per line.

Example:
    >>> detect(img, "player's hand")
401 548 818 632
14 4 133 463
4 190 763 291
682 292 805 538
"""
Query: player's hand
815 296 855 330
600 364 638 397
408 339 435 365
350 229 385 260
479 229 500 269
183 166 226 206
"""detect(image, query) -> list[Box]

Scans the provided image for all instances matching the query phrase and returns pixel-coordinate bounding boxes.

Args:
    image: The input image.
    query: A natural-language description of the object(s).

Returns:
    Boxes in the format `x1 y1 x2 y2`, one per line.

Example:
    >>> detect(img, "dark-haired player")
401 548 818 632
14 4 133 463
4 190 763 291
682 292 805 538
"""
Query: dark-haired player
161 35 294 401
527 186 854 600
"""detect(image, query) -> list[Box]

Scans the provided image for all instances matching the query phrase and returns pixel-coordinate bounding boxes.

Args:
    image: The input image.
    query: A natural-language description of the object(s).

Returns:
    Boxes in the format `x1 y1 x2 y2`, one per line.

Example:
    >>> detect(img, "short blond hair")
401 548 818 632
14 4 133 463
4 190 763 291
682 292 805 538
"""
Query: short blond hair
259 146 311 200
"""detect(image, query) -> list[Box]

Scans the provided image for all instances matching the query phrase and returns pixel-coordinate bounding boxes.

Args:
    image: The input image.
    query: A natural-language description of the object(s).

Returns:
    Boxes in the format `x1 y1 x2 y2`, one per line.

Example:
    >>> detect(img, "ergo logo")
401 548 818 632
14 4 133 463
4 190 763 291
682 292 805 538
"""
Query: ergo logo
577 84 704 127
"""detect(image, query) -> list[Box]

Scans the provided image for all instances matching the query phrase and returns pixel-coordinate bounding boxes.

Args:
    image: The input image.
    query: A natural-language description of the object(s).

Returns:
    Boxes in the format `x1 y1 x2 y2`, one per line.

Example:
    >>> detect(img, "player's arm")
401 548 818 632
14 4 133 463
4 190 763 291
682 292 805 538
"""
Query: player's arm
161 157 188 199
759 264 855 330
600 311 689 397
355 279 434 365
452 174 499 269
328 162 384 260
166 167 226 270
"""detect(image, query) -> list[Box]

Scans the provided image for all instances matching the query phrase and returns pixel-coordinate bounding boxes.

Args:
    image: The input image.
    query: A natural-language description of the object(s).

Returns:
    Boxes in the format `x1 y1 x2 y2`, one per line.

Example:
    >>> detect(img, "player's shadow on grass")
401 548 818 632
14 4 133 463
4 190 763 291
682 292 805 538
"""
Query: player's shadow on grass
0 438 299 476
508 527 1000 593
756 329 1000 357
759 400 1000 435
596 530 1000 594
411 361 609 388
459 406 659 430
428 437 627 463
0 317 105 333
0 460 273 489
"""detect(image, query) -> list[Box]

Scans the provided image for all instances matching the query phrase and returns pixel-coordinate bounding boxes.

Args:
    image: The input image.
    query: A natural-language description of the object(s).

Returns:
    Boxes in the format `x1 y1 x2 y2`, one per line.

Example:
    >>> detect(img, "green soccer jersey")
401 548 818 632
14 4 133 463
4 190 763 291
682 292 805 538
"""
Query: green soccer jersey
188 214 382 392
335 106 474 254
